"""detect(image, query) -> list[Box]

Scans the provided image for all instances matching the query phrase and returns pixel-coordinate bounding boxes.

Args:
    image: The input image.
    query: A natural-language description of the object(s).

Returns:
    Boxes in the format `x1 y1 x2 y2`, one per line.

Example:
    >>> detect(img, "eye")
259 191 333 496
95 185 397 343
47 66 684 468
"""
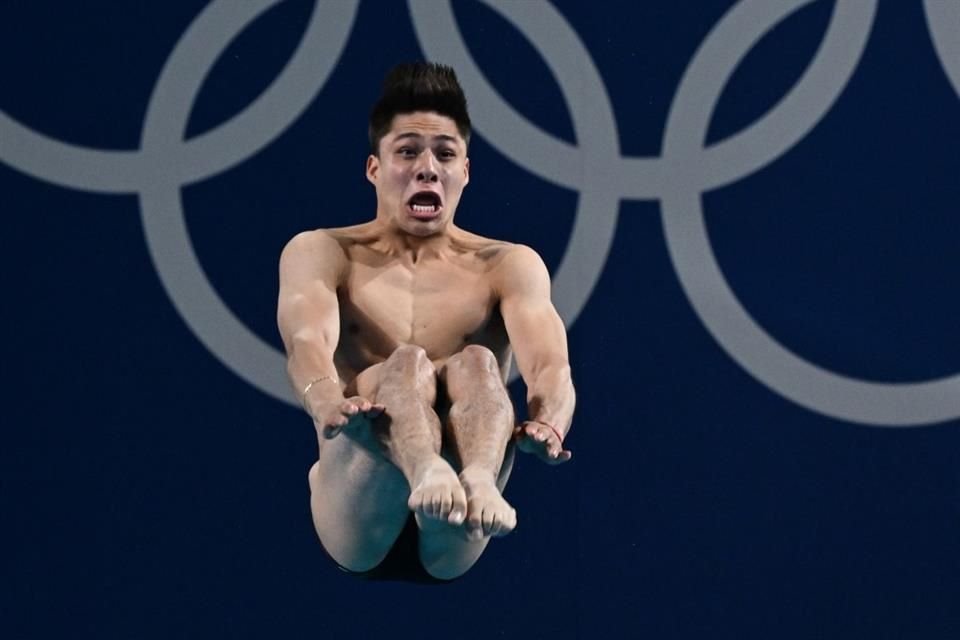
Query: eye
397 146 418 158
438 148 457 160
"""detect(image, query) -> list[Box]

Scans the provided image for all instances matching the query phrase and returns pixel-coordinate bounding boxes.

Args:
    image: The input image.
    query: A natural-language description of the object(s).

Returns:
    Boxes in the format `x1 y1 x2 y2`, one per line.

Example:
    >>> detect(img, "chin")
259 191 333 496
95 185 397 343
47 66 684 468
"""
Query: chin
403 221 445 237
397 211 446 234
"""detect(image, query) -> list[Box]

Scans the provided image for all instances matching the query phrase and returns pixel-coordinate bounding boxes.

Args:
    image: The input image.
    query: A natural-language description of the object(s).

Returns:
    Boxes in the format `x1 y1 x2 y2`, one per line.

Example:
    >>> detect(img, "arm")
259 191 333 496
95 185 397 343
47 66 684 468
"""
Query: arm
495 245 576 464
277 231 382 437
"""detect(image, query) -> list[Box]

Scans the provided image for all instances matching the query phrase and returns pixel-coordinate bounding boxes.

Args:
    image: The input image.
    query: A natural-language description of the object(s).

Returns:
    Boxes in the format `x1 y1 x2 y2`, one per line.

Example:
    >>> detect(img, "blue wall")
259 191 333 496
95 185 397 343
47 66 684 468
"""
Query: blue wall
2 1 958 638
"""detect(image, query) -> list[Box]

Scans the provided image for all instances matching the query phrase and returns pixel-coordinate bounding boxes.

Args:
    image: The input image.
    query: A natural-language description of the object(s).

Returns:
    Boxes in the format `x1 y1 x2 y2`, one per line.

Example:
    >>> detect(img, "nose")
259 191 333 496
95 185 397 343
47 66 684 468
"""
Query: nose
415 152 439 183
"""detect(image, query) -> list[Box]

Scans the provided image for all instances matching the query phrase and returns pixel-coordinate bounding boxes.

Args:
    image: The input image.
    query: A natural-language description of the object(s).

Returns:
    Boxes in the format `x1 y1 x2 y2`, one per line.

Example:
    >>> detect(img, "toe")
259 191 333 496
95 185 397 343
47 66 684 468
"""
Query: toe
488 512 501 537
439 492 452 518
449 489 467 524
482 508 496 536
493 507 515 537
408 489 425 514
453 485 467 510
467 509 483 537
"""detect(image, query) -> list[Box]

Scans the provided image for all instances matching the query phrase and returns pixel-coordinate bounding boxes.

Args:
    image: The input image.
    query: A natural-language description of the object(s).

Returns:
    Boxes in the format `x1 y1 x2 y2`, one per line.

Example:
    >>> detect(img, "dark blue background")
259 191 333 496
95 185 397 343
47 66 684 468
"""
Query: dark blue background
2 1 958 638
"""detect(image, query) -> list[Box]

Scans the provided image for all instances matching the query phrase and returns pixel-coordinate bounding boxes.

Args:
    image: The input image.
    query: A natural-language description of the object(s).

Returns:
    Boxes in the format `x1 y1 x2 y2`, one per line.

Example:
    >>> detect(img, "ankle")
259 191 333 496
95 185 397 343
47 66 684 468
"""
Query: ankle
459 465 496 486
409 454 448 483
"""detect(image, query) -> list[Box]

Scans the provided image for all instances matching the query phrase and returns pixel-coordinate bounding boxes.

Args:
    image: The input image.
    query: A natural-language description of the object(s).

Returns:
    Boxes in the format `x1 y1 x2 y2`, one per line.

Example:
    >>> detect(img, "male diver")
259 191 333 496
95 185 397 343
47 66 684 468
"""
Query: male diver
277 63 575 582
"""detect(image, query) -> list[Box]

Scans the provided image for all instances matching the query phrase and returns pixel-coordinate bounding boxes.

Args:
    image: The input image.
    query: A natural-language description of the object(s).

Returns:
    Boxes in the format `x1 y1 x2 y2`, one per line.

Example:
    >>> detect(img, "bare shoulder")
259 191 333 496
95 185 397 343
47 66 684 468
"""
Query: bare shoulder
490 243 548 279
279 227 361 286
450 228 542 269
472 239 550 297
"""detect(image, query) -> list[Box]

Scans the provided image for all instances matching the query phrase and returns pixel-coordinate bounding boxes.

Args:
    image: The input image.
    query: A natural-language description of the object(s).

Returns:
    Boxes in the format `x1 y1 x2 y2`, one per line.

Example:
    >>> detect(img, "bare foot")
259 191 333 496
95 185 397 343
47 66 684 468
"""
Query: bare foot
408 456 468 525
459 467 517 541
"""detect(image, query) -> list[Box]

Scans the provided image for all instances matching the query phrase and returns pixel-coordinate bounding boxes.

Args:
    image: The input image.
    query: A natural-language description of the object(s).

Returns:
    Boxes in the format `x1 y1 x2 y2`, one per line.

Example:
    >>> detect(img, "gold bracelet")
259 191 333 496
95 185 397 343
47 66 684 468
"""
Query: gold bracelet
301 375 339 410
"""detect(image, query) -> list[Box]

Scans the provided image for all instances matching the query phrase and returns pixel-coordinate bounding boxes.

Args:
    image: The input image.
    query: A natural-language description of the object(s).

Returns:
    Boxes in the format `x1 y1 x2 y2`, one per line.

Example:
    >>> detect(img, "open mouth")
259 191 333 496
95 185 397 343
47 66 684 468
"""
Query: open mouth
407 191 442 219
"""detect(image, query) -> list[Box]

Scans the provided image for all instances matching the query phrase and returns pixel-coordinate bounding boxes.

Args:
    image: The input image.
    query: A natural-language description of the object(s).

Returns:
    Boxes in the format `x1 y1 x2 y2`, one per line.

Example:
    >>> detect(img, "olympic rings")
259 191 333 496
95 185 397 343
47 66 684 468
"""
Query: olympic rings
0 0 957 425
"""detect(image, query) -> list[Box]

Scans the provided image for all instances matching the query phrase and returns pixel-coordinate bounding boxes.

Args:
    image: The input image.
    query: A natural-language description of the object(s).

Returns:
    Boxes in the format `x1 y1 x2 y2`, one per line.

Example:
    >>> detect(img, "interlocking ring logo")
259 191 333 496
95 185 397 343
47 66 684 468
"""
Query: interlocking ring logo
2 0 958 427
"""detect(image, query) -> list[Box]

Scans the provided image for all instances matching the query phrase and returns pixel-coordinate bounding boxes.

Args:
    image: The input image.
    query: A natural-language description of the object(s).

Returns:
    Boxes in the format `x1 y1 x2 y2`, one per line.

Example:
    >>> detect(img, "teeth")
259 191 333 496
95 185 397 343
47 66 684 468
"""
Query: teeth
412 204 438 213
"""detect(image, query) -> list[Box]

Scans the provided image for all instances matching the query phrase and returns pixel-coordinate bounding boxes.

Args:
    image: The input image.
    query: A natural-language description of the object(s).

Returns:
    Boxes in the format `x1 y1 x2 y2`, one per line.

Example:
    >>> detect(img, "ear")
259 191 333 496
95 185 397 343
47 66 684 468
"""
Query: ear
366 154 379 185
463 157 470 187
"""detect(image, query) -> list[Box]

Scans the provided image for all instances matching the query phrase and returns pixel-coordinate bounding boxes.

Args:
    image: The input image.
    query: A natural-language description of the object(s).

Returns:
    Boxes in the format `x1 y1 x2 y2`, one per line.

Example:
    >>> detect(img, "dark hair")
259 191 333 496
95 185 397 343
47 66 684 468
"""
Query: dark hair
368 62 471 155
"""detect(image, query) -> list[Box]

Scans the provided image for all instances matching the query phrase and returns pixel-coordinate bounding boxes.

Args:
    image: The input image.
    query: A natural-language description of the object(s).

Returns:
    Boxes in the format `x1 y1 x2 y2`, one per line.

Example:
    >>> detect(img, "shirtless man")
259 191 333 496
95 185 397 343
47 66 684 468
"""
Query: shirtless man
277 63 575 582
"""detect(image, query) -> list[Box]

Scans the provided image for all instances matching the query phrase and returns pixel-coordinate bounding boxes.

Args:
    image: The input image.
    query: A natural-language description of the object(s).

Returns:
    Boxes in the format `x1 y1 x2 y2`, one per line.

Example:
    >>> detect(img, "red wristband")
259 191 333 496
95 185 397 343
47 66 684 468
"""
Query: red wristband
527 419 564 445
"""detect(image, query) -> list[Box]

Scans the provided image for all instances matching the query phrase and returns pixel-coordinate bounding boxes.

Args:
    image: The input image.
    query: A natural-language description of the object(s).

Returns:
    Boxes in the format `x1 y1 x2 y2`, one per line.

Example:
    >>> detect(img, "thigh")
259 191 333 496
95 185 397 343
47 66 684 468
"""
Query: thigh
308 363 410 572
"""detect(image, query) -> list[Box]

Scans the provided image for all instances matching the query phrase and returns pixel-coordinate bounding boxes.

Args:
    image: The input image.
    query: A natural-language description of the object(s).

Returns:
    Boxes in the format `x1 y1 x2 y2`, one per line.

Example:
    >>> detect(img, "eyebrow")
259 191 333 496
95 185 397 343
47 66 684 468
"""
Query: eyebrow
393 132 459 144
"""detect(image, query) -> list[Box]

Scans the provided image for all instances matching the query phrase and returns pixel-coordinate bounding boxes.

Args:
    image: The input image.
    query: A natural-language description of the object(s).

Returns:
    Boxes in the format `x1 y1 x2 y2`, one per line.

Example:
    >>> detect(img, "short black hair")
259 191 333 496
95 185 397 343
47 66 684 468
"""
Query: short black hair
368 62 471 155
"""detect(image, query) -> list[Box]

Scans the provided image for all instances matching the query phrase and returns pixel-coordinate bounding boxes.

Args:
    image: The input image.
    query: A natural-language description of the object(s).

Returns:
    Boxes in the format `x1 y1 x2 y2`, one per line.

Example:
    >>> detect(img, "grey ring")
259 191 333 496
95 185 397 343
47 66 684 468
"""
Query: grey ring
661 0 960 425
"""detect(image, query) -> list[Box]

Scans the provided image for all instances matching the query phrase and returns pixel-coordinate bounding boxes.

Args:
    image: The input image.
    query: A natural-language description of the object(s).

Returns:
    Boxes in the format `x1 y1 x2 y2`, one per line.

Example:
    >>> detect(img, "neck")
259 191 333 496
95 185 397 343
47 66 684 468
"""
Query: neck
370 216 459 264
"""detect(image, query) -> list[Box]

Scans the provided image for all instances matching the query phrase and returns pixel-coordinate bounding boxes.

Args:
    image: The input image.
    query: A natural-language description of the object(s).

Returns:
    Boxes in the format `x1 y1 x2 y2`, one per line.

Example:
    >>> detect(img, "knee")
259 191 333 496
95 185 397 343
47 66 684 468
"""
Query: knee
381 345 436 395
385 344 435 374
446 346 510 406
388 344 430 366
450 344 499 374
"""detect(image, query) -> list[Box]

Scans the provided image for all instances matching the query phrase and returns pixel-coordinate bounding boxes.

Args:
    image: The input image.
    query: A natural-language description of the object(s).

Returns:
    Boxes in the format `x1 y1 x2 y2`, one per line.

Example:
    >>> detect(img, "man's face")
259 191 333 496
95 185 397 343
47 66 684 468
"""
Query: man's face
366 111 470 237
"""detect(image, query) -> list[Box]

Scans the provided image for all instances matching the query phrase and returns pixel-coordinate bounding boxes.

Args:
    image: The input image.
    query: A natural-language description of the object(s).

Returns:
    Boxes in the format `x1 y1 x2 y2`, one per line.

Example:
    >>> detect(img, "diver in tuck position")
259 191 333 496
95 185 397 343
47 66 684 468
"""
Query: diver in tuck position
277 62 575 583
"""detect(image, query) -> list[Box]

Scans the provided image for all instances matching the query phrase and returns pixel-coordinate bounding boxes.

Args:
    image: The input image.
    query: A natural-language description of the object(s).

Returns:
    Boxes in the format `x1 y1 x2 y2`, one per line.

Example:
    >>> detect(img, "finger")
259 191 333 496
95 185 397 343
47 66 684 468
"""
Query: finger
519 430 552 455
323 423 343 439
344 411 369 433
513 426 530 443
545 449 573 465
340 400 359 416
517 434 542 455
533 424 557 446
323 410 352 436
549 438 566 458
366 403 386 417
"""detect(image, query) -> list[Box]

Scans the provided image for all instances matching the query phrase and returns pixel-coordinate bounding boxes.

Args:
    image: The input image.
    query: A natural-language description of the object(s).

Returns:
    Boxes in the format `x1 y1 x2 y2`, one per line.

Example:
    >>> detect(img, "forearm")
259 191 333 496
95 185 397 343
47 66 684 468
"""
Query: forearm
286 332 343 410
525 363 575 438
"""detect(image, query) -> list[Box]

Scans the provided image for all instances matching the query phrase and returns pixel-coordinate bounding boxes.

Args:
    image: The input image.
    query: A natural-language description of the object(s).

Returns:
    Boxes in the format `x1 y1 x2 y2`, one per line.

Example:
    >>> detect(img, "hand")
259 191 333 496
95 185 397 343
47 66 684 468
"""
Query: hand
514 421 572 465
310 396 384 439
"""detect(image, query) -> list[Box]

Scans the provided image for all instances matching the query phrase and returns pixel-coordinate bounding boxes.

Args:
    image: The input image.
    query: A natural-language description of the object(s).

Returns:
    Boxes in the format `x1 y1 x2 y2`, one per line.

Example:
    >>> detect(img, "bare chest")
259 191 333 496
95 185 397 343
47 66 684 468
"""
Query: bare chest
337 259 505 365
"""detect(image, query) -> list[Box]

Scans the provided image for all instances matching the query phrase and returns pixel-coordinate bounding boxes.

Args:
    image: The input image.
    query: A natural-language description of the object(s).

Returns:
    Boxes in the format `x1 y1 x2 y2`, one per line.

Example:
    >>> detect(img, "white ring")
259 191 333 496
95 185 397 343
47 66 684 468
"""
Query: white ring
660 0 960 425
137 0 358 404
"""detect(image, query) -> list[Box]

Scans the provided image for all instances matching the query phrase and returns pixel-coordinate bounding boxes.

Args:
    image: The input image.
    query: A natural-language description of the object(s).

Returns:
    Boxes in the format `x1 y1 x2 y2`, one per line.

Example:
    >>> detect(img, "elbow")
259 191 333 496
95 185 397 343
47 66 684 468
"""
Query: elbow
291 329 327 353
286 329 334 363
